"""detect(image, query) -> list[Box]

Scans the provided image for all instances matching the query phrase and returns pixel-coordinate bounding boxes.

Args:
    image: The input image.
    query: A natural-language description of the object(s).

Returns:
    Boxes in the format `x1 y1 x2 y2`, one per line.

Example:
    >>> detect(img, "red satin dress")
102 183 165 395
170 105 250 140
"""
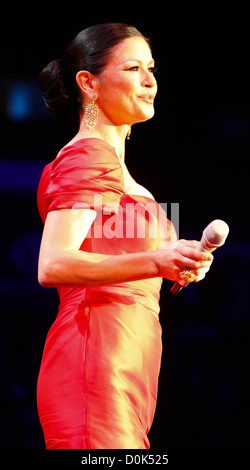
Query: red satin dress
36 139 173 449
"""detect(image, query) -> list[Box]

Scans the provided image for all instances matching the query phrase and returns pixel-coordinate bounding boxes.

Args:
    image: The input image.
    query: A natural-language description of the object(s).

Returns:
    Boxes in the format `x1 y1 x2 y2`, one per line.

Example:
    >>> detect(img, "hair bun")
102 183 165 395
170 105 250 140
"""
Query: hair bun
38 59 78 121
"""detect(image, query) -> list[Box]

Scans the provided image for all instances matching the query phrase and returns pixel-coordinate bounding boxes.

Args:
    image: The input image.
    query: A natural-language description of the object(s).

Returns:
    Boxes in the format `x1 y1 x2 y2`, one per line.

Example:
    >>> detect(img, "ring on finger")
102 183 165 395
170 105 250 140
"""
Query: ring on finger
179 269 196 282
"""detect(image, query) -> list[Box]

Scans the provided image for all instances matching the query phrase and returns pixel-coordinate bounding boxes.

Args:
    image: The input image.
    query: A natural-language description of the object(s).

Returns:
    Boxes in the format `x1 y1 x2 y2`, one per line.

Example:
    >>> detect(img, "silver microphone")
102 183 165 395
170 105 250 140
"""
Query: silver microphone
170 219 229 295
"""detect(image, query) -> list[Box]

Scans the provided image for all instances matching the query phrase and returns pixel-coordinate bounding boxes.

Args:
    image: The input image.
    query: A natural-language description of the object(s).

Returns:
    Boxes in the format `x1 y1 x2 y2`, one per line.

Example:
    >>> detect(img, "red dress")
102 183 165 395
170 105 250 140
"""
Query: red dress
37 138 174 449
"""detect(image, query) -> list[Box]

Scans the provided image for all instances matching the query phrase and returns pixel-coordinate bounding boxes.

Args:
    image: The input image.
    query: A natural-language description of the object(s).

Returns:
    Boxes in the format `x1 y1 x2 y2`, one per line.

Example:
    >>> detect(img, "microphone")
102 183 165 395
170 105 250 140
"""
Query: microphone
170 219 229 295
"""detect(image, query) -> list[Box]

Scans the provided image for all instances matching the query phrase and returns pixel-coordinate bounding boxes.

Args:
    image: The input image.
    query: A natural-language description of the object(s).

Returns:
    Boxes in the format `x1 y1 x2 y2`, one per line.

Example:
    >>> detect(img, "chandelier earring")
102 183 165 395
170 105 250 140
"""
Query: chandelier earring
126 126 131 140
83 98 99 133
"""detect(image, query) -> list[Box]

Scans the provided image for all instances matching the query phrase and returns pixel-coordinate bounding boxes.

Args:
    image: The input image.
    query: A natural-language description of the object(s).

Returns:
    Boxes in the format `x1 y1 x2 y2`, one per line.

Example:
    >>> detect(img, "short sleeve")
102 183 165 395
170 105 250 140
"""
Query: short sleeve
37 139 125 221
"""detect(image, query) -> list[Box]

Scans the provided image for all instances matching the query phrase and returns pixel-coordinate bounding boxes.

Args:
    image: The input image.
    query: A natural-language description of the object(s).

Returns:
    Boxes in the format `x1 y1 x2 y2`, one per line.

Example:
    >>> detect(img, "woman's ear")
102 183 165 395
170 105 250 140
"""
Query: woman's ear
76 71 98 100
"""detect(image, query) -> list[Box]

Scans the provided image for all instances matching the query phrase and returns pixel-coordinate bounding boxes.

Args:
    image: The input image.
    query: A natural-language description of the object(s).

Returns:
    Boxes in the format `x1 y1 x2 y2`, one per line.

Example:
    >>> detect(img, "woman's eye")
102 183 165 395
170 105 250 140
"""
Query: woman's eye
148 66 157 74
126 65 157 74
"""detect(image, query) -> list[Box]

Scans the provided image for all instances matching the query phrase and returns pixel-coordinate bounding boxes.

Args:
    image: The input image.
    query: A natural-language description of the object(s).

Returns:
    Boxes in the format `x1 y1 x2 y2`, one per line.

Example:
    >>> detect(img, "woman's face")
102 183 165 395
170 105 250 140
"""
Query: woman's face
96 36 157 126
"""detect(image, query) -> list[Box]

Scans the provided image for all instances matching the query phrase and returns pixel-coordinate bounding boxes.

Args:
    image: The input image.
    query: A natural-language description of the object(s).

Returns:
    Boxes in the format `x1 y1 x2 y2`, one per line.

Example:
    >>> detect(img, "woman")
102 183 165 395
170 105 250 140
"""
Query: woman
37 23 213 449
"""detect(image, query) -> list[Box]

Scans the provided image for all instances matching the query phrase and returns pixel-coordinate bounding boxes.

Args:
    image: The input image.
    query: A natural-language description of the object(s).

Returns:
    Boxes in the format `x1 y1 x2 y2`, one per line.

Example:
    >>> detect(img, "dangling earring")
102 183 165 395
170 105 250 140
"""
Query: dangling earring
126 126 131 140
83 98 99 133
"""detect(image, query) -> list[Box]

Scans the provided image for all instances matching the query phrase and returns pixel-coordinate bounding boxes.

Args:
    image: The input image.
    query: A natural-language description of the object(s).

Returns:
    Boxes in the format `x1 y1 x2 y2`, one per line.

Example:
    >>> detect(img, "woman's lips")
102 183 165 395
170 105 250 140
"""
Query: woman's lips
138 95 154 104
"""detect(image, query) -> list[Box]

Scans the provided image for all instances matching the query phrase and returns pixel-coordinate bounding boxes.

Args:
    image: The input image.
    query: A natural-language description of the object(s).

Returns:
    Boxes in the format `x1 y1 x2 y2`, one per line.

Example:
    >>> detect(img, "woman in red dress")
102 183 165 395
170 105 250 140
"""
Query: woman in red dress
37 23 213 449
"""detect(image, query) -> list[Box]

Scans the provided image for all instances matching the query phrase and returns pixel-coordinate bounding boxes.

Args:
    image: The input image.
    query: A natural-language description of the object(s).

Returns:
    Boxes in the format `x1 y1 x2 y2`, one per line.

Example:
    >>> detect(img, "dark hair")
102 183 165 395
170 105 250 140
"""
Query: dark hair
38 23 148 122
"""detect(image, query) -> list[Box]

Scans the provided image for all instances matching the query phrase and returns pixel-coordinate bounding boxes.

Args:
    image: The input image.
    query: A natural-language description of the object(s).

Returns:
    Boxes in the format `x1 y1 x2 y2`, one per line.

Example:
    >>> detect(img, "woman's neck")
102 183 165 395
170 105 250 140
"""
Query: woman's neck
77 117 130 162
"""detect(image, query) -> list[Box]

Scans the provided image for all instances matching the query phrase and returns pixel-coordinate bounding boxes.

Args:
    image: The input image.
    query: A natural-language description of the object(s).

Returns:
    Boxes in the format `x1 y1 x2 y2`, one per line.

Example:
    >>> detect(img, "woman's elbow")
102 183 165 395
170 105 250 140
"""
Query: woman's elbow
38 257 57 287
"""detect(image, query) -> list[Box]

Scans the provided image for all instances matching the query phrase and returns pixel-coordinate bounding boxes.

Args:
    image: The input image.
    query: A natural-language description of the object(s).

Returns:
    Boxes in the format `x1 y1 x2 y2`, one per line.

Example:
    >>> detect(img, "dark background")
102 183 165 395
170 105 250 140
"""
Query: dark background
1 6 249 449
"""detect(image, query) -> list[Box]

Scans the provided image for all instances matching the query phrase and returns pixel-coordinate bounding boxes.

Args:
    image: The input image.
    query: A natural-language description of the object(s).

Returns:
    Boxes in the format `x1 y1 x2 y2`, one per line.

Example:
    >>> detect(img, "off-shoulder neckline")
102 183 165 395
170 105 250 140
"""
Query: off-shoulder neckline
59 137 117 154
58 137 155 201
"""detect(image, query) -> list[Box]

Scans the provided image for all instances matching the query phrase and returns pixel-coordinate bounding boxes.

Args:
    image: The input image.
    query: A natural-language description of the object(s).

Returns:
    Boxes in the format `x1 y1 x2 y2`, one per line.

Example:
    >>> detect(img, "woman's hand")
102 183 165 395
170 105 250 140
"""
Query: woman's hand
155 239 213 286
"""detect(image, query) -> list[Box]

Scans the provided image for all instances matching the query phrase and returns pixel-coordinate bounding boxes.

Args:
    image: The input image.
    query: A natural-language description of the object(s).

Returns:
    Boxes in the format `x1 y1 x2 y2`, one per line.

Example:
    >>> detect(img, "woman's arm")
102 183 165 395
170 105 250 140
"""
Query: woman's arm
38 208 213 288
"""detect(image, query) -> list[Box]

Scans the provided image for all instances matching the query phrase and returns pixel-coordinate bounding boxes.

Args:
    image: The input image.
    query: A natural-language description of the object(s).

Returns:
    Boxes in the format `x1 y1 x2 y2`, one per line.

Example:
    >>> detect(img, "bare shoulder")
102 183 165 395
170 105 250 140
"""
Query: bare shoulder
125 181 155 199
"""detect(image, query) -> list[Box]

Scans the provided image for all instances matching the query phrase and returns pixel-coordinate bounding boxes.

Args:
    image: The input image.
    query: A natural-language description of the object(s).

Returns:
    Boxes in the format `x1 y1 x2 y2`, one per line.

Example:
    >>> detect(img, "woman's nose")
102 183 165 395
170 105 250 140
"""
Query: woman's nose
141 70 157 88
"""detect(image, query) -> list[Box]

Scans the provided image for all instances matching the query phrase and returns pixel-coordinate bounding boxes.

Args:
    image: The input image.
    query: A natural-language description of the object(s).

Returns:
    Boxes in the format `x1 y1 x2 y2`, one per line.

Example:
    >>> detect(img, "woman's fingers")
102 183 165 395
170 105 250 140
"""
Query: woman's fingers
176 240 214 283
179 263 213 285
178 240 213 268
192 265 211 281
156 239 214 282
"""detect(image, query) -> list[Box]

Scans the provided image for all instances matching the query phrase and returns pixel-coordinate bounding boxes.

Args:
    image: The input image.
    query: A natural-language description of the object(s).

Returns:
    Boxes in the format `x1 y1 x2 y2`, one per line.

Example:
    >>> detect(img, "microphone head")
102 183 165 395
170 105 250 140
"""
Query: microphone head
202 219 229 251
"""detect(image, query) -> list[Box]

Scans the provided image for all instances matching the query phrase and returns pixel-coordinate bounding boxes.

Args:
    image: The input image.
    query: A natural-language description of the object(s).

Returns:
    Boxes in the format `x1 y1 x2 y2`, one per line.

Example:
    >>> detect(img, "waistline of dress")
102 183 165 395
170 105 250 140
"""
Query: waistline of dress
57 278 162 319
